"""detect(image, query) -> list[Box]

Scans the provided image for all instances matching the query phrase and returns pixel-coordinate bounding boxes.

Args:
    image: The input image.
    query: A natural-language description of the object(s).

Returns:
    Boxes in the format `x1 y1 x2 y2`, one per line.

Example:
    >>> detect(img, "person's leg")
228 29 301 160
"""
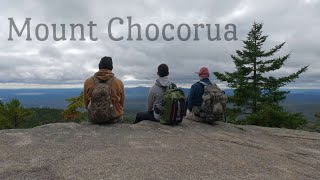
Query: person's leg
134 111 156 124
115 116 124 123
186 107 203 122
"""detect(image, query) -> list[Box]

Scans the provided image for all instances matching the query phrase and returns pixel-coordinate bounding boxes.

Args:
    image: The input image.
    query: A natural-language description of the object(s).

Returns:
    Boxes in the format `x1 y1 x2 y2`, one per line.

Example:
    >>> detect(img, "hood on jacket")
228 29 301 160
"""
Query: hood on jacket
94 69 114 81
155 76 171 87
199 78 212 85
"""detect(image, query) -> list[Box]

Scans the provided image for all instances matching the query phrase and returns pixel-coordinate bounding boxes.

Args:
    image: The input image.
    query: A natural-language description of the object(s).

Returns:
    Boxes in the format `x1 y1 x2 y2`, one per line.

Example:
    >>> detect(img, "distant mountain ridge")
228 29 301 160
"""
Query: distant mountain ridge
0 87 319 121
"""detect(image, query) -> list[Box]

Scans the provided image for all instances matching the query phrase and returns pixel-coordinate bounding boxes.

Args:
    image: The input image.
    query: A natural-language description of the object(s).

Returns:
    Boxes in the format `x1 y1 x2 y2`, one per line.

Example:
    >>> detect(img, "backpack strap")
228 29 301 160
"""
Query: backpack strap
167 82 177 90
107 77 115 86
92 76 99 85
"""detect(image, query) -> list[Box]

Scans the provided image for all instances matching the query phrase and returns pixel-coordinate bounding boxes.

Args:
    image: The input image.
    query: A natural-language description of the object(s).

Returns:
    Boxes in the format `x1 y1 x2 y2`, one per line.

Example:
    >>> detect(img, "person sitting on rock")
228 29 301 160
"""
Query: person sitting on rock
134 64 176 124
83 56 125 124
186 67 227 123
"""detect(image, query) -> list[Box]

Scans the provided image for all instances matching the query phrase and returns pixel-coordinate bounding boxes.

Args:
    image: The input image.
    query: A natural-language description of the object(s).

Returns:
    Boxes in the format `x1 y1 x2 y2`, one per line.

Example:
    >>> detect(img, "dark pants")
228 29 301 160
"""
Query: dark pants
135 111 159 123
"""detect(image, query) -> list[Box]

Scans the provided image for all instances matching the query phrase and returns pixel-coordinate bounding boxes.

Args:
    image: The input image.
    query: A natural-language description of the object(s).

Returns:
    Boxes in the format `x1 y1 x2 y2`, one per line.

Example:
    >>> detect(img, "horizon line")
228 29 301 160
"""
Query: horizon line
0 83 319 90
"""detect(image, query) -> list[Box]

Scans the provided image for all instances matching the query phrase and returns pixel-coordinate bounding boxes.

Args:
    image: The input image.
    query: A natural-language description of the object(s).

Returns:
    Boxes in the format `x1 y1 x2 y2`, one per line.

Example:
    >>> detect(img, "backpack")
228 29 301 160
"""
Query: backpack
160 83 186 125
88 77 117 124
197 82 228 123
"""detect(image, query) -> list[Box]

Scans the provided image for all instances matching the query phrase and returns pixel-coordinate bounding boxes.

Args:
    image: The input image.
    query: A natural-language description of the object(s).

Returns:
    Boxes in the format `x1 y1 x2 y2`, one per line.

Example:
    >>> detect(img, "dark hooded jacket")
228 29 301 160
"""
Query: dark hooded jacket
187 78 212 111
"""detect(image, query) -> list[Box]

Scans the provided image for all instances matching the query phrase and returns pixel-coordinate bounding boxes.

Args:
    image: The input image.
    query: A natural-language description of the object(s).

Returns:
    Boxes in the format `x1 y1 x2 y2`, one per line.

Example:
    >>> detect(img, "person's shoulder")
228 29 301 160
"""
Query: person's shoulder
205 78 213 84
84 76 94 84
191 82 201 88
150 84 158 90
113 77 123 83
113 77 124 87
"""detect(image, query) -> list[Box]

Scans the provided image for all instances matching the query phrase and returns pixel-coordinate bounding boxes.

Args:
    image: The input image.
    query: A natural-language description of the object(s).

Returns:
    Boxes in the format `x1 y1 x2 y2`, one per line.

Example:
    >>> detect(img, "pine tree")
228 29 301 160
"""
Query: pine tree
2 99 32 129
63 92 86 121
214 22 308 115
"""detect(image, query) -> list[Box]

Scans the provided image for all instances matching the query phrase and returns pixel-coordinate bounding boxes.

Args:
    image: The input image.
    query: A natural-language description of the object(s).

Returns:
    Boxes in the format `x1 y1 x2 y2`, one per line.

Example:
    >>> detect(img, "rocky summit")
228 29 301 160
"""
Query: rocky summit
0 120 320 180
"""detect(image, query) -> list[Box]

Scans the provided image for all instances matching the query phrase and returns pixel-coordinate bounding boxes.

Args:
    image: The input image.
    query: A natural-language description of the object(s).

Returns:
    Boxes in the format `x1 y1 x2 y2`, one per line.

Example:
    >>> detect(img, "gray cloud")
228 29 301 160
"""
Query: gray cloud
0 0 319 88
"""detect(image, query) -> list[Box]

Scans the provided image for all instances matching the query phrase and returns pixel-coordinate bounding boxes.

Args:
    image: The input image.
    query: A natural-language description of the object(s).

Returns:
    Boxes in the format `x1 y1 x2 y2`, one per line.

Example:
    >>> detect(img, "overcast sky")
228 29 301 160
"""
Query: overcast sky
0 0 319 89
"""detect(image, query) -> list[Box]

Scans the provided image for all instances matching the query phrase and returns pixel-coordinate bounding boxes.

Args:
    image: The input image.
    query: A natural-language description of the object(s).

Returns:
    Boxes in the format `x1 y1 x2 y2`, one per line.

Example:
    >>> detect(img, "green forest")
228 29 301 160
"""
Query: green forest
0 95 136 130
1 97 319 131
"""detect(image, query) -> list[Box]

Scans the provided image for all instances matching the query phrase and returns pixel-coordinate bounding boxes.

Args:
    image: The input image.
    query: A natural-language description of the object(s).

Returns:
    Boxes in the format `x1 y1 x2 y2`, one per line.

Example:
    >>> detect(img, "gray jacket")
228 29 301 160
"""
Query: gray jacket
147 76 172 120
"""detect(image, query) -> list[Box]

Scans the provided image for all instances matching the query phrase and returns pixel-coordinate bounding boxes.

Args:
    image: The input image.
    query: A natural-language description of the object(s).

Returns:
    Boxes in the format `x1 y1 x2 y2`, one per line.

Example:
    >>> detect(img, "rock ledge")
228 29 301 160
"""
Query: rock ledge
0 120 320 180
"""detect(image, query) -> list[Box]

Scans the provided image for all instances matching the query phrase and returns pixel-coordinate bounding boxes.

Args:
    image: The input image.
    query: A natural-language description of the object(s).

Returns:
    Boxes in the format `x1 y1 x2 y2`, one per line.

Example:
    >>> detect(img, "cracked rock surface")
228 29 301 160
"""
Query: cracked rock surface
1 120 320 180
